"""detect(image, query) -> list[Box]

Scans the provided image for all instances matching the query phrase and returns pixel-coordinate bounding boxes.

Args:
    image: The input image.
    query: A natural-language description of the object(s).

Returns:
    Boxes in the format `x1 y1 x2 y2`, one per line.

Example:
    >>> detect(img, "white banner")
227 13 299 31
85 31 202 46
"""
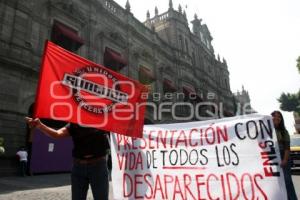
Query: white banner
111 114 287 200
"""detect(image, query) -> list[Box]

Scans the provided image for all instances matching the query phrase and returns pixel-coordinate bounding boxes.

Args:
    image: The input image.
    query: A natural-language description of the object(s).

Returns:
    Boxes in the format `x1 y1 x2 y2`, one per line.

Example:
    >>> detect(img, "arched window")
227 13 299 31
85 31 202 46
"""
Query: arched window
179 35 184 51
185 38 189 54
192 52 196 65
51 21 83 52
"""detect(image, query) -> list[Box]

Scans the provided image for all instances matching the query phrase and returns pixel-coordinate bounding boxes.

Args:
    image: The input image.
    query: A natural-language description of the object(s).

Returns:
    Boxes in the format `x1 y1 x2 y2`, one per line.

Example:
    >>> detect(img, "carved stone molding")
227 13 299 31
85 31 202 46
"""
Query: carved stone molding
49 0 87 24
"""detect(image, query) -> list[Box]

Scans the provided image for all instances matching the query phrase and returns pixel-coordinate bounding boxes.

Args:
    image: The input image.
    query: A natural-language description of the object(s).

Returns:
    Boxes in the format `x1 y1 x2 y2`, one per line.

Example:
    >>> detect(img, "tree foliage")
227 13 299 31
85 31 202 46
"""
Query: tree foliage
278 91 300 114
278 56 300 114
297 56 300 73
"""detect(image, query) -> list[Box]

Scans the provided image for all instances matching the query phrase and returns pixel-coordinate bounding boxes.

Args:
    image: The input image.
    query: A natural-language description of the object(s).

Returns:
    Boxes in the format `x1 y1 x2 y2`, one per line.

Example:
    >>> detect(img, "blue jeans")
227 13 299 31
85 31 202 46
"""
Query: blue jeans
71 159 109 200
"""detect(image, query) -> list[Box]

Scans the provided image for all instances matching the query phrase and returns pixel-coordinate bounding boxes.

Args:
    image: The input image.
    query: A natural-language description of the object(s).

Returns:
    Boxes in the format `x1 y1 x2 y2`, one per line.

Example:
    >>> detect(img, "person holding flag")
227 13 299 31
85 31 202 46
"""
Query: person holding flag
26 41 148 200
26 117 110 200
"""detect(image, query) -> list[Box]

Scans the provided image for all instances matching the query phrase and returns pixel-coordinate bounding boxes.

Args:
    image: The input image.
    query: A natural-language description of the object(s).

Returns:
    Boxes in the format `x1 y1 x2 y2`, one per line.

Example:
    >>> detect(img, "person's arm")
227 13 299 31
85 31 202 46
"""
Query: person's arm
281 149 289 167
25 117 70 139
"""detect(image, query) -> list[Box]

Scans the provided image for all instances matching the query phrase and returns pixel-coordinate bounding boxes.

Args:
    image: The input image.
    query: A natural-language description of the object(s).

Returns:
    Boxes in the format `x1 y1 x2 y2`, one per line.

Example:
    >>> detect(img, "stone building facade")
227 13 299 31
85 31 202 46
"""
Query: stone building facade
0 0 234 160
234 86 255 115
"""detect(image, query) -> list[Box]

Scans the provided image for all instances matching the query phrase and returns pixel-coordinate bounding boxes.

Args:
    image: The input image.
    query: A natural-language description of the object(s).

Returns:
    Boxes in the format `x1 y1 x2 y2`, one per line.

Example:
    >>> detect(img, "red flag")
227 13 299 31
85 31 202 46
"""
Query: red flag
34 41 148 138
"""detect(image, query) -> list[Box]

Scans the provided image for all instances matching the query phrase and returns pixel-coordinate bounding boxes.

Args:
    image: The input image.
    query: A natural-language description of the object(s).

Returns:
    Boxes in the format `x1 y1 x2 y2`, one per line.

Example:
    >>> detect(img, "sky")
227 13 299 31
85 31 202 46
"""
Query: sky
114 0 300 134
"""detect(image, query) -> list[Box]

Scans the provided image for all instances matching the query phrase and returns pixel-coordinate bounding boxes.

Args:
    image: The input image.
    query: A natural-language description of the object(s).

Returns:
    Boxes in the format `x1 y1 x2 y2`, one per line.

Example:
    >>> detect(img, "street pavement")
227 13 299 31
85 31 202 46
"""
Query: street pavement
0 173 113 200
0 170 299 200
